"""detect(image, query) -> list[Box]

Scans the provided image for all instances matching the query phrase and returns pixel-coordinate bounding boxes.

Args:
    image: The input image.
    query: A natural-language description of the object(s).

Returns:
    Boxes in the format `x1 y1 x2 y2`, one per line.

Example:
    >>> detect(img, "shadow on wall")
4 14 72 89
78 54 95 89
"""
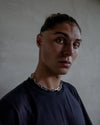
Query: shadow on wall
89 0 100 3
96 0 100 3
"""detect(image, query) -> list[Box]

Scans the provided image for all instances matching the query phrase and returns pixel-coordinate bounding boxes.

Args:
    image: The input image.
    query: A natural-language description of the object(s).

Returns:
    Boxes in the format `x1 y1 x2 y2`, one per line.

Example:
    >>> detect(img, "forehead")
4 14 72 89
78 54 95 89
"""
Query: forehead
42 23 81 40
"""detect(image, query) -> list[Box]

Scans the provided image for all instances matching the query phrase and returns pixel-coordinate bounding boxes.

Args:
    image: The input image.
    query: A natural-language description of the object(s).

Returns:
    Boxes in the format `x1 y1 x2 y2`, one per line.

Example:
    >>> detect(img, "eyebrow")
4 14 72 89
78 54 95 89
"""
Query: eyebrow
54 32 82 42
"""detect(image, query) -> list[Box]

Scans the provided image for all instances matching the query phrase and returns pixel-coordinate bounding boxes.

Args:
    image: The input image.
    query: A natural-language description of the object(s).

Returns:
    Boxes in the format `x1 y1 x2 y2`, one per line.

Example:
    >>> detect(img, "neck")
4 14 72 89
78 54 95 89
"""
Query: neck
32 65 61 90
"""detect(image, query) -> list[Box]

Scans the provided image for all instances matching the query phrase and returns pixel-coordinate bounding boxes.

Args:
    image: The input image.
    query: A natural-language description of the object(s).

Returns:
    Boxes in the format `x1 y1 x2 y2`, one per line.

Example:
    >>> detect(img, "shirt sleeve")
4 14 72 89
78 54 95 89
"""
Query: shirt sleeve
71 86 93 125
0 91 32 125
0 100 19 125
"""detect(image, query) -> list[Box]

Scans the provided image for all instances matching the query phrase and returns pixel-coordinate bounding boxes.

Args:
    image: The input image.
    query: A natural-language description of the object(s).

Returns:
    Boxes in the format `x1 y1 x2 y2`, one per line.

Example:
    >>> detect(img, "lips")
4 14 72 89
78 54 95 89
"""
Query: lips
58 60 72 67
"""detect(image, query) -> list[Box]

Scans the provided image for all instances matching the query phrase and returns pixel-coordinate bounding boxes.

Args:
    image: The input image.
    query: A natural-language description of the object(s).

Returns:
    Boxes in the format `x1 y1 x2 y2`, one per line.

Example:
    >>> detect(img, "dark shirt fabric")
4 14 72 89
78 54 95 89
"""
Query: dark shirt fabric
0 78 93 125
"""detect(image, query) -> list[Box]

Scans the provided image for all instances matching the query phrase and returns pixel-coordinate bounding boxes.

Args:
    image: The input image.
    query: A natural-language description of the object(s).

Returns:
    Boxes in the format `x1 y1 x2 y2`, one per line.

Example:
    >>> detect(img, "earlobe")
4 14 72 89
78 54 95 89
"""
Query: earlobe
36 34 42 47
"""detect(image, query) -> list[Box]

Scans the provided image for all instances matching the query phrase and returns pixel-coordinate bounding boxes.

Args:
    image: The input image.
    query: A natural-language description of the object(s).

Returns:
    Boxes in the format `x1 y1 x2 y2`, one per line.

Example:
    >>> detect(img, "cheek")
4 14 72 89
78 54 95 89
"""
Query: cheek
40 39 62 62
41 45 54 62
72 50 78 61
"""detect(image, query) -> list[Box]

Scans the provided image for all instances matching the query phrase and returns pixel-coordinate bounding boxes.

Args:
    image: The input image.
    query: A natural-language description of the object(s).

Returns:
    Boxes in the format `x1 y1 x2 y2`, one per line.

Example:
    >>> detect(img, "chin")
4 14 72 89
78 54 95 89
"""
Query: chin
58 69 69 75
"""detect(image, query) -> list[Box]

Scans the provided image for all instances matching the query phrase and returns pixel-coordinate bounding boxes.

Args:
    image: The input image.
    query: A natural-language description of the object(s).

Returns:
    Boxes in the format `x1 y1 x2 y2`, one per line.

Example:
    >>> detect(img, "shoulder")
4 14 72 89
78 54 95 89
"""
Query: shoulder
62 80 80 101
62 80 77 92
0 78 35 124
0 78 32 108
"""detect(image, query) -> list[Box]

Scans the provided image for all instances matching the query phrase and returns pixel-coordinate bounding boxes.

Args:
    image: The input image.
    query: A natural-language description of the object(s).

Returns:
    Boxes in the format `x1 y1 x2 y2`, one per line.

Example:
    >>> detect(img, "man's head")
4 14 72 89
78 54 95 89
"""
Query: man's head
36 13 82 75
40 13 81 33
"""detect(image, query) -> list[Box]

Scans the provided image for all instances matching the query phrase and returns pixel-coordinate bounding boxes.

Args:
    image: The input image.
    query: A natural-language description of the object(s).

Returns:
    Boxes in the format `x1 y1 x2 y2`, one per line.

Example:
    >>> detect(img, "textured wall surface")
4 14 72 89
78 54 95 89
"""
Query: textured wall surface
0 0 100 124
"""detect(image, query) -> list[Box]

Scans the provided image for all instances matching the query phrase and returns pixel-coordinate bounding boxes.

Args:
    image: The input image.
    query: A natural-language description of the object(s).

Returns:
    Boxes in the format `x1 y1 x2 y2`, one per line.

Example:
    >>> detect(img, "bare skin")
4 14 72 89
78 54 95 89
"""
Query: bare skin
33 23 82 90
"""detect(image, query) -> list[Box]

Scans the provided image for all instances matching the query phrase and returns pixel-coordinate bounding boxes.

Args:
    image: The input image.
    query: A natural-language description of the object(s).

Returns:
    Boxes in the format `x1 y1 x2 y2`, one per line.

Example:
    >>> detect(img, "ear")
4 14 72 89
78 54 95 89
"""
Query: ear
36 34 42 48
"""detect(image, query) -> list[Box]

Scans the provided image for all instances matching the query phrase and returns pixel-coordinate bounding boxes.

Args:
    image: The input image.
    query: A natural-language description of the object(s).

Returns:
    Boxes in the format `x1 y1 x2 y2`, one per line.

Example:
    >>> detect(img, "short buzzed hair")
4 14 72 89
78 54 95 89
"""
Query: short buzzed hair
40 13 81 33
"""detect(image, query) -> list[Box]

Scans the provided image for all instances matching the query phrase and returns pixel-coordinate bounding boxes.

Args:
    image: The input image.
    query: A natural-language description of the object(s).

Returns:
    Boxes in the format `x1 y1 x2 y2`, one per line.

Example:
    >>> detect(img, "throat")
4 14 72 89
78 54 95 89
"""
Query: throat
30 73 62 91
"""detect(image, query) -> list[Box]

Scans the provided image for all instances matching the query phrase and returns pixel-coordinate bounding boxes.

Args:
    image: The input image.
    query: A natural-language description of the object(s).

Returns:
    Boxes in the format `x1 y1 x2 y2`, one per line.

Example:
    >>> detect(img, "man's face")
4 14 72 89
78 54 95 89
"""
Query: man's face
37 23 82 75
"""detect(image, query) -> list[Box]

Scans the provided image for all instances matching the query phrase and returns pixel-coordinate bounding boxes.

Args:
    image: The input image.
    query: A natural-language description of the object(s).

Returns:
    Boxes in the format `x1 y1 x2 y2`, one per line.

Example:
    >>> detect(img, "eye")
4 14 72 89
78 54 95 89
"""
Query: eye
73 42 80 49
55 37 65 44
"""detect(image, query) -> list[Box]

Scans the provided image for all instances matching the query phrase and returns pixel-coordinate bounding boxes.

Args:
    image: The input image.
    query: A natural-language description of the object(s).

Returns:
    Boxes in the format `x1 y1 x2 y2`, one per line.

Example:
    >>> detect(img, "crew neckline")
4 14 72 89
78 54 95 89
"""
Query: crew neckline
28 77 64 95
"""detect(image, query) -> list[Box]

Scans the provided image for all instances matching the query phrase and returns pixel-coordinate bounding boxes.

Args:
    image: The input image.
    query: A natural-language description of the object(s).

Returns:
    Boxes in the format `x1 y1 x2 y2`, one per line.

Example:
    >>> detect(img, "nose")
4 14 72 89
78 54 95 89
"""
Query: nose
62 43 73 56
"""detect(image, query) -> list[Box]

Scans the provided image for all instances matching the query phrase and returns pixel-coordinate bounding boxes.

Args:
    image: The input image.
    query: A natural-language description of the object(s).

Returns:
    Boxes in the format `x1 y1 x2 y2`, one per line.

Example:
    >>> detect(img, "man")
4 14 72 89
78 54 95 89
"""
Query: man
0 13 93 125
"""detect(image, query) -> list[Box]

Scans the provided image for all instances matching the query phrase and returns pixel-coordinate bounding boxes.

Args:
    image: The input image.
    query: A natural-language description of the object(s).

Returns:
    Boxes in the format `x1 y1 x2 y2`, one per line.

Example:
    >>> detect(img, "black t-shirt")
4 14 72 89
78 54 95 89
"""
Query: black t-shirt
0 78 93 125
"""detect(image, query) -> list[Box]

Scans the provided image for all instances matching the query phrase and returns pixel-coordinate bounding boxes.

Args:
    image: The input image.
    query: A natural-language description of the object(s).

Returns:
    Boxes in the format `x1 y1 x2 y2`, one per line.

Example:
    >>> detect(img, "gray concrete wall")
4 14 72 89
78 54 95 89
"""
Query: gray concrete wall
0 0 100 124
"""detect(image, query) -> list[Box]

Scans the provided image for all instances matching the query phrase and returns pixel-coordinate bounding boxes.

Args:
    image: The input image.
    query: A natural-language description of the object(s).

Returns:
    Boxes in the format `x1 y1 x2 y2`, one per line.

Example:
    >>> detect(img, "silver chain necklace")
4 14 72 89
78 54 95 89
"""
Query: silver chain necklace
30 73 62 92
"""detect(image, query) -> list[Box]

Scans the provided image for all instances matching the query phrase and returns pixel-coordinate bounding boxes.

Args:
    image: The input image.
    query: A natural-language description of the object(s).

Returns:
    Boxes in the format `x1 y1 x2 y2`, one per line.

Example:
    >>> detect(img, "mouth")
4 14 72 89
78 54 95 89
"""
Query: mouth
58 60 72 68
